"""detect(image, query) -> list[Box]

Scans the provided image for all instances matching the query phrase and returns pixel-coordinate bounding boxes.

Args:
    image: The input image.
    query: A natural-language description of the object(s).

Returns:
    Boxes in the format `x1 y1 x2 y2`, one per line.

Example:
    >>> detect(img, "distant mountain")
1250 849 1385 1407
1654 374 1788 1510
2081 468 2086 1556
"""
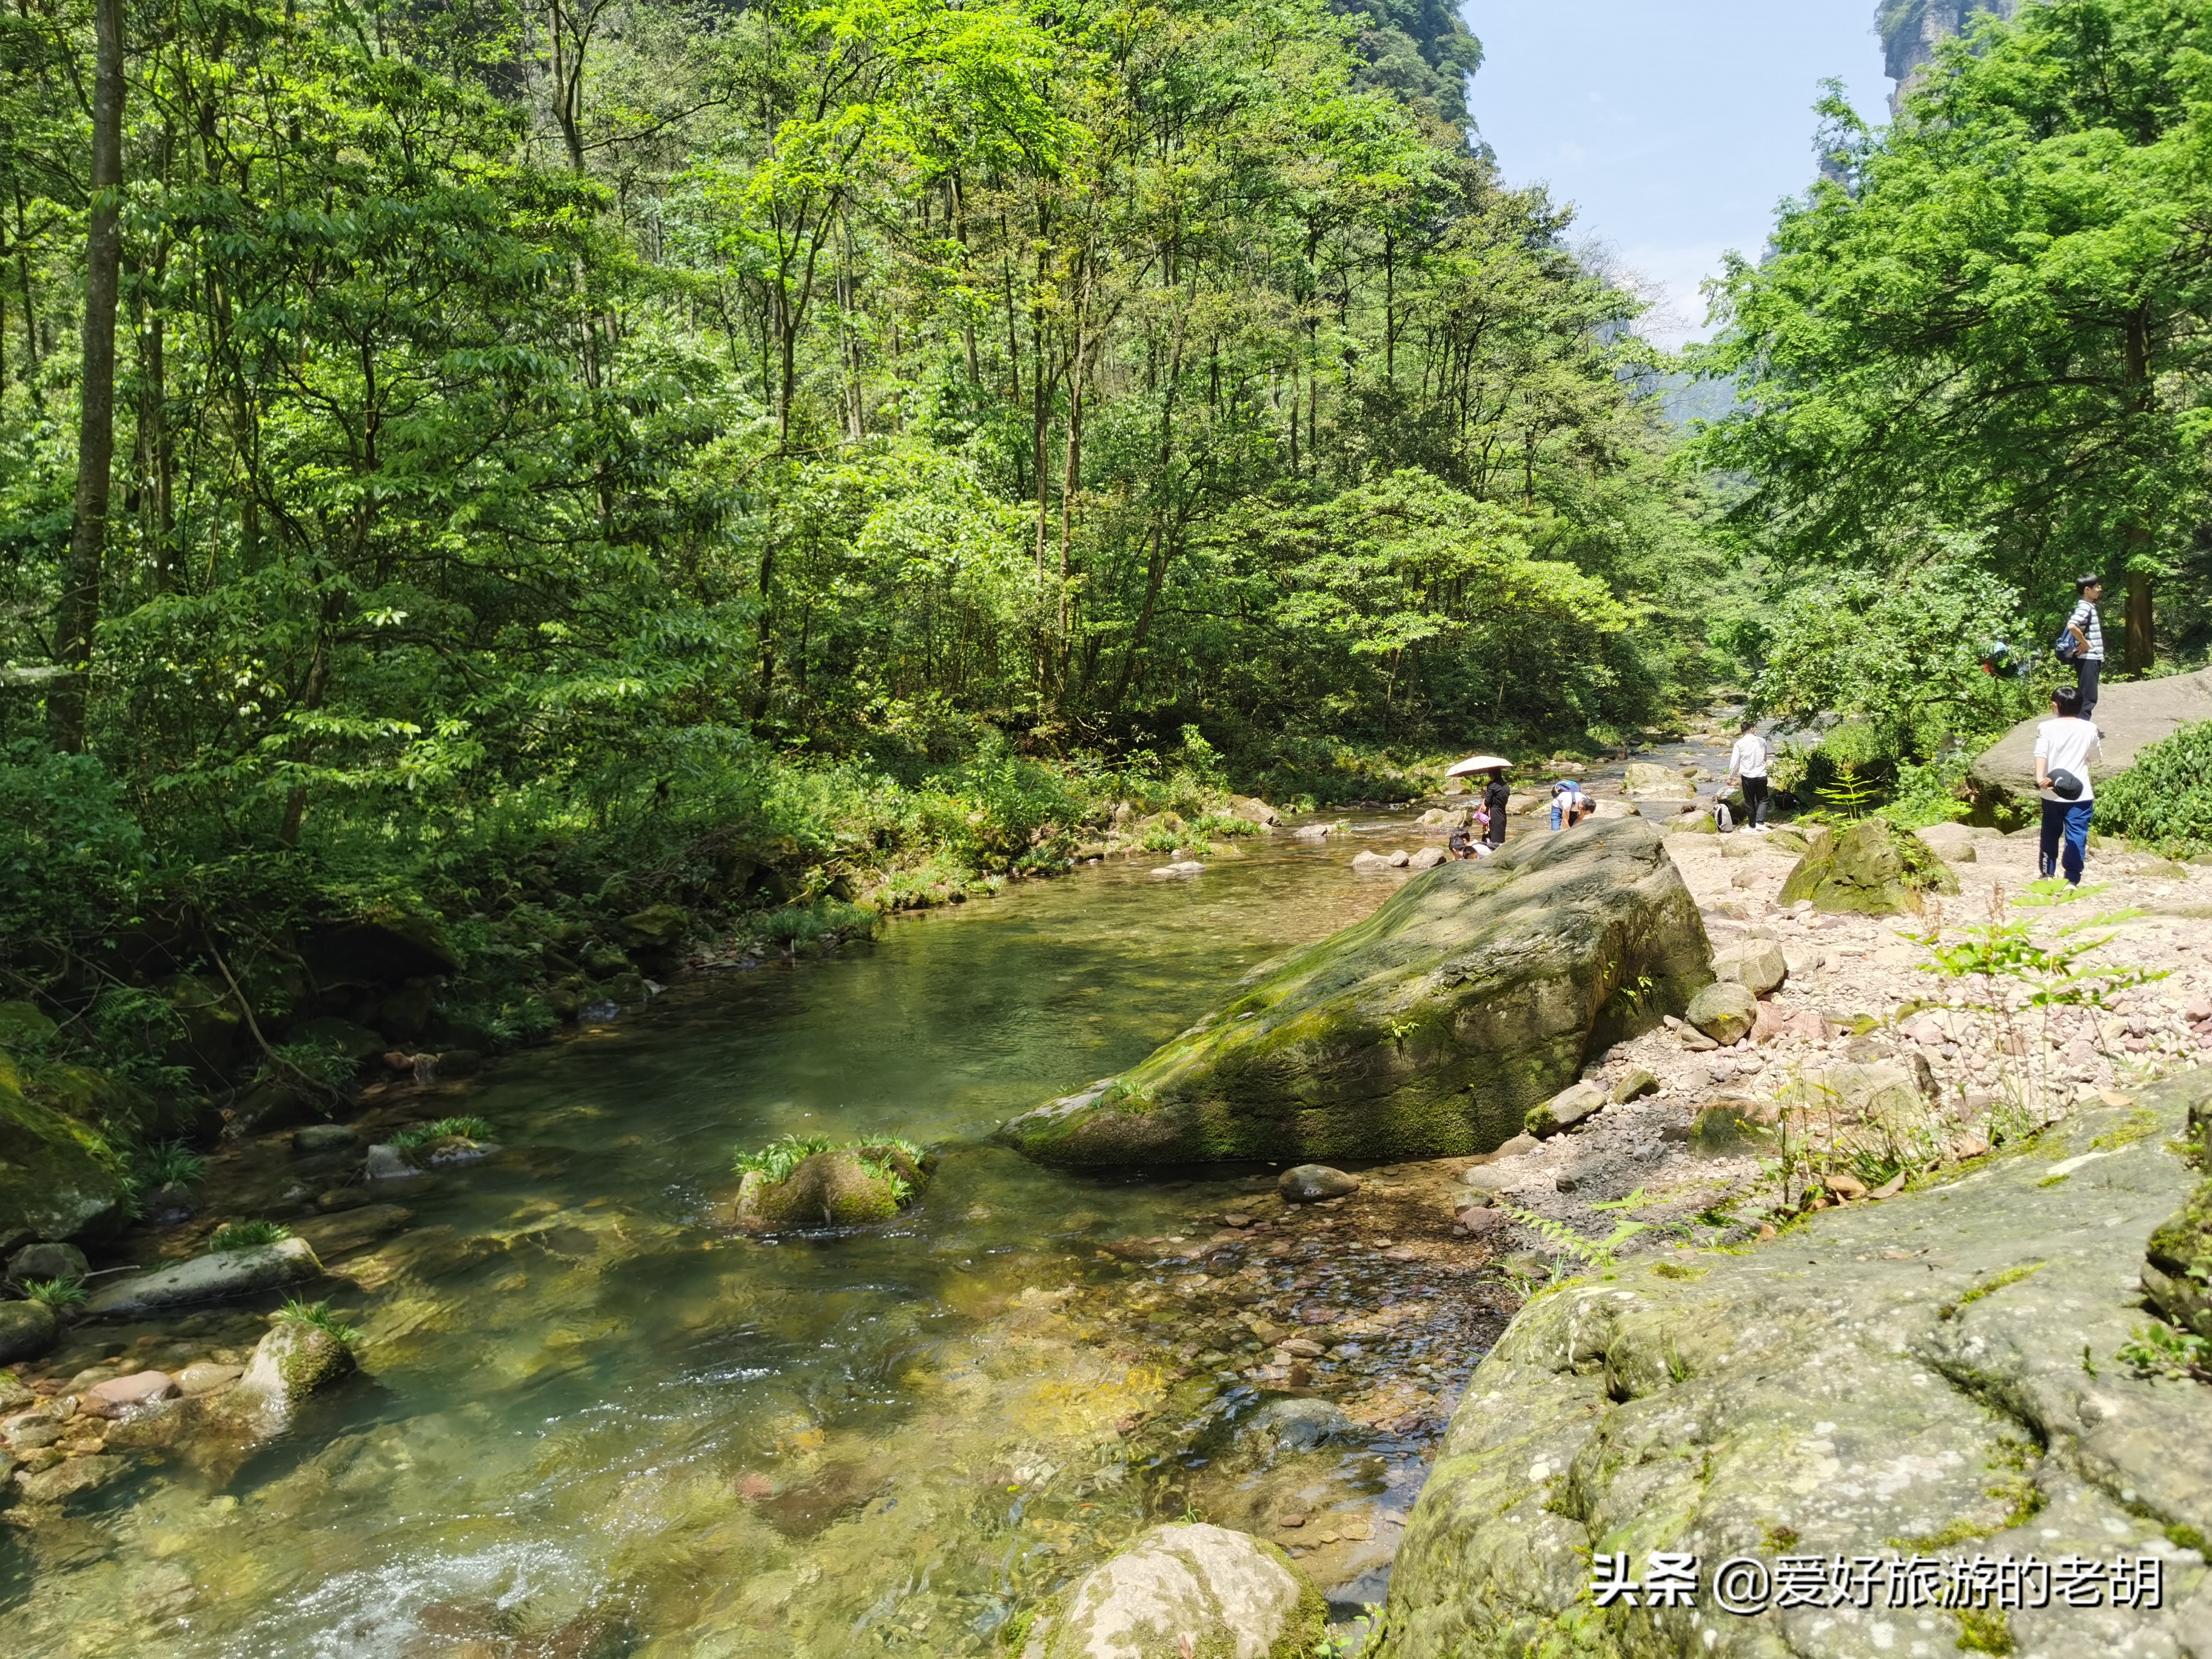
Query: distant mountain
1879 0 2019 108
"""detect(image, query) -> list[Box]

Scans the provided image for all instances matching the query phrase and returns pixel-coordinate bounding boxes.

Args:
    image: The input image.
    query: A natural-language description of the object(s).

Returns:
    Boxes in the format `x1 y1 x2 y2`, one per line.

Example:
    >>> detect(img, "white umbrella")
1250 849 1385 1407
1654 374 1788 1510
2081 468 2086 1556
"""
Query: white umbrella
1445 754 1513 777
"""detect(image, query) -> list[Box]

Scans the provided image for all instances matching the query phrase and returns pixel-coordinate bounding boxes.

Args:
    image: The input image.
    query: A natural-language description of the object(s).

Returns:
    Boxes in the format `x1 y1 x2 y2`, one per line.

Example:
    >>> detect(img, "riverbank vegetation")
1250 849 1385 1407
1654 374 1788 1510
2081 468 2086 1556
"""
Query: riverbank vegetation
1699 0 2212 825
0 0 1724 1121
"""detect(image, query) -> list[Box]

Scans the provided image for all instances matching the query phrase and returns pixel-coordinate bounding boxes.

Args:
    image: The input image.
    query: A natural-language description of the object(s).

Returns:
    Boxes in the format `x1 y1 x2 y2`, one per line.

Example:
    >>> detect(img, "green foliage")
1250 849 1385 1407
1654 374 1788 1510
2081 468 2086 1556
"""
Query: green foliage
274 1298 362 1346
389 1116 495 1150
1498 1204 1652 1283
136 1142 209 1188
2117 1321 2212 1382
0 0 1714 1096
262 1043 359 1093
2094 720 2212 856
208 1219 295 1252
18 1277 87 1309
1701 4 2212 623
732 1132 928 1184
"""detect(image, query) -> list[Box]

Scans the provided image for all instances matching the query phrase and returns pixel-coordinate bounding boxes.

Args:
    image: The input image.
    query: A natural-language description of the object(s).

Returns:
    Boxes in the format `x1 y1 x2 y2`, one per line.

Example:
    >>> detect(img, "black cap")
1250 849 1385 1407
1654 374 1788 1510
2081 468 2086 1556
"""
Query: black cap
2075 573 2102 591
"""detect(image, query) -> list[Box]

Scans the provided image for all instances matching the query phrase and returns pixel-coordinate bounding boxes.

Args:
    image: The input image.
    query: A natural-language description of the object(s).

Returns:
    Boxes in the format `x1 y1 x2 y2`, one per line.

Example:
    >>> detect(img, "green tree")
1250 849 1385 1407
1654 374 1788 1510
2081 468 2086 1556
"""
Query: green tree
1700 1 2212 672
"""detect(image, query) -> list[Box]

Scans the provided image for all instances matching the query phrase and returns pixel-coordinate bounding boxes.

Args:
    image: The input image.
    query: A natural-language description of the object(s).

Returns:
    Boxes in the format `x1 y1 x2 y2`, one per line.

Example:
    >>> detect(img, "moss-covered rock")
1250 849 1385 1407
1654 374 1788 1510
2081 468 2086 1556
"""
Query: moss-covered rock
1684 979 1757 1044
998 817 1711 1166
238 1315 357 1413
0 1002 57 1051
1778 818 1960 915
732 1144 931 1231
2143 1090 2212 1338
0 1052 128 1247
1021 1522 1325 1659
1381 1073 2212 1659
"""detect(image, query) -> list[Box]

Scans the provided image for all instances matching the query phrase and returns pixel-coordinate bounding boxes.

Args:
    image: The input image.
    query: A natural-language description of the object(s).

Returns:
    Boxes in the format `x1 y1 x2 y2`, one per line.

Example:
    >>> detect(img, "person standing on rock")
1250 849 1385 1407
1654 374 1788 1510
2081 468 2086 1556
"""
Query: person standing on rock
2060 575 2105 722
1726 719 1770 831
1483 769 1510 850
2034 683 2103 885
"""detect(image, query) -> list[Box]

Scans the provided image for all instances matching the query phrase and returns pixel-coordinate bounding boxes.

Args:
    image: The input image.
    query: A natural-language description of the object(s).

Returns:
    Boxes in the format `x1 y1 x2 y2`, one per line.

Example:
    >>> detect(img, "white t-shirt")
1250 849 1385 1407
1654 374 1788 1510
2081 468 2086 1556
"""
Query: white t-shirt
1729 734 1768 779
2034 717 2102 802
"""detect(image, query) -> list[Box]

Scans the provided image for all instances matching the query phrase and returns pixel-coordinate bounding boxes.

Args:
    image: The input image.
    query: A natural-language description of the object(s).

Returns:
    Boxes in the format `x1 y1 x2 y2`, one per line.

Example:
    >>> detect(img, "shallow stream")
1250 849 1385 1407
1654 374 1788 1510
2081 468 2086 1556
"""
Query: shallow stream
7 821 1471 1657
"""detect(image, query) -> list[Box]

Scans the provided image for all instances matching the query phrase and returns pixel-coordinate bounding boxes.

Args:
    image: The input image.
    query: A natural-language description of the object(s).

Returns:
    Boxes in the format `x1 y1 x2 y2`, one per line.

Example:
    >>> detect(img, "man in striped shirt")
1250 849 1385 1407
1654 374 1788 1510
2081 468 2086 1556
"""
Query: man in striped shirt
2064 574 2104 720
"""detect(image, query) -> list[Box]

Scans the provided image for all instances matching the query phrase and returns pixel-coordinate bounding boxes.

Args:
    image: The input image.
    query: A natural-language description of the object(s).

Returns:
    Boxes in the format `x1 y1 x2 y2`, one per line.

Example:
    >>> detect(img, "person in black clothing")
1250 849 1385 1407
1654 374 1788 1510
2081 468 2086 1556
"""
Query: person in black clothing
1446 820 1473 859
1483 770 1510 849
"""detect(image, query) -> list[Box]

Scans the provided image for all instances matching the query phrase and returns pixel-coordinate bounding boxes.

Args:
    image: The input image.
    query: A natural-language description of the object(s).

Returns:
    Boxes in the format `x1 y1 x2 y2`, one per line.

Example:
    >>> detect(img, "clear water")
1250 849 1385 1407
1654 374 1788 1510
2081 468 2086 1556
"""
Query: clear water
7 830 1448 1658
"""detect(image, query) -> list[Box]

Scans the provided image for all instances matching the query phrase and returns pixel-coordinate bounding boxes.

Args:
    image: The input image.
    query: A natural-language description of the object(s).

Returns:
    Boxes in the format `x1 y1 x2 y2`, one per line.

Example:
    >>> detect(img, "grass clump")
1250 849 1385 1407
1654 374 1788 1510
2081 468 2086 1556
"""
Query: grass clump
18 1277 87 1309
732 1131 928 1185
208 1219 295 1252
274 1298 361 1345
389 1115 495 1150
136 1141 209 1187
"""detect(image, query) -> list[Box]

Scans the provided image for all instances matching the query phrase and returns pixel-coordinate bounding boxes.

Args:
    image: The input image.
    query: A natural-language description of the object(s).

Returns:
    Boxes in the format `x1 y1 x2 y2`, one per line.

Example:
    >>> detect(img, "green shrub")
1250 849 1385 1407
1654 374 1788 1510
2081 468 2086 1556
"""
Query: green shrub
209 1219 294 1252
19 1277 87 1309
2096 720 2212 856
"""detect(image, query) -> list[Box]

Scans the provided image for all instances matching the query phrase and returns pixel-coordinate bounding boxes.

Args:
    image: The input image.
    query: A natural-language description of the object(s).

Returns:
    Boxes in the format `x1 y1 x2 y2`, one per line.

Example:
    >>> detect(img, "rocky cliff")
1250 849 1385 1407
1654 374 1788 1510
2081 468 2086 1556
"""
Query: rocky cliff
1880 0 2019 107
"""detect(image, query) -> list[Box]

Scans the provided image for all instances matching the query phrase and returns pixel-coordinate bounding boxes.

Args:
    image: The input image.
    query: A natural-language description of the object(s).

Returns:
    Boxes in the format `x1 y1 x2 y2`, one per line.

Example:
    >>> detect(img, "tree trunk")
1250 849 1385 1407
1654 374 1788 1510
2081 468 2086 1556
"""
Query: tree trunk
2127 564 2154 675
49 0 126 752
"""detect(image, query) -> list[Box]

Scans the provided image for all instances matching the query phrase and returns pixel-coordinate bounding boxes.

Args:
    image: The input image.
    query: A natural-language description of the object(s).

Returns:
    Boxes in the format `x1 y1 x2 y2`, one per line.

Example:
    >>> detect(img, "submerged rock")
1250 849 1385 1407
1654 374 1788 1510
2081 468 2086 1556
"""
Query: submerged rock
733 1144 931 1231
1022 1521 1325 1659
87 1236 322 1318
1778 818 1960 916
1382 1073 2212 1659
998 817 1711 1165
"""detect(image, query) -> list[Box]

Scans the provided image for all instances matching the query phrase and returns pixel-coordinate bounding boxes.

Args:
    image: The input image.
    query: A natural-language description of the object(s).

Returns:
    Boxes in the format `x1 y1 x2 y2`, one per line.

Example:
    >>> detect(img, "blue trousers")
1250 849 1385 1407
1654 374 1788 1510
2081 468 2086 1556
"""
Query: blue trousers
2039 799 2093 885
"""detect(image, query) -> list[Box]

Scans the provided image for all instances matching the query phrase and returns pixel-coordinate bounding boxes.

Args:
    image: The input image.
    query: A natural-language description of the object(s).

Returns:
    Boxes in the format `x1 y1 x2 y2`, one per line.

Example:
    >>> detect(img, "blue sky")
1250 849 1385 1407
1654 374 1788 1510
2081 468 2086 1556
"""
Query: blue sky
1462 1 1894 342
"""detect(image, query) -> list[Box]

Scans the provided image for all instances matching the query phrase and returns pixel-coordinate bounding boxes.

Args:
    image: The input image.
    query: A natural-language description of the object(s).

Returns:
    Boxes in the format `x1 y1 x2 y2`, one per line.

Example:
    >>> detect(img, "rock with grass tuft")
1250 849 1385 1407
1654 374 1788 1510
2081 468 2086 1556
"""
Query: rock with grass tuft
731 1138 932 1232
237 1309 358 1416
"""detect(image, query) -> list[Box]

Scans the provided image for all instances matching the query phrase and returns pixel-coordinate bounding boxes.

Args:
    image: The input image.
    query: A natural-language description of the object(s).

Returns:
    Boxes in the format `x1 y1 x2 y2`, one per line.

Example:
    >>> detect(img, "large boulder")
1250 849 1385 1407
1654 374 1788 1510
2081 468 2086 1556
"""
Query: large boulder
85 1236 322 1318
1777 818 1960 916
1382 1074 2212 1659
2144 1086 2212 1338
0 1053 129 1247
1971 662 2212 806
998 817 1712 1165
1021 1522 1324 1659
732 1144 931 1232
1621 762 1695 800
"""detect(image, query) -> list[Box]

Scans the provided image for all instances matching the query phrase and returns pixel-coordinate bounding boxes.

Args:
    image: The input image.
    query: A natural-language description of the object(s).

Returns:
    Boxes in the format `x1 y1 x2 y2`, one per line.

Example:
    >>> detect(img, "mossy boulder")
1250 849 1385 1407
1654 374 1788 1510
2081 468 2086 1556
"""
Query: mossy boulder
997 817 1711 1166
1778 818 1960 916
238 1315 357 1413
0 1053 129 1247
158 971 241 1078
1021 1521 1325 1659
1684 980 1757 1044
732 1144 931 1232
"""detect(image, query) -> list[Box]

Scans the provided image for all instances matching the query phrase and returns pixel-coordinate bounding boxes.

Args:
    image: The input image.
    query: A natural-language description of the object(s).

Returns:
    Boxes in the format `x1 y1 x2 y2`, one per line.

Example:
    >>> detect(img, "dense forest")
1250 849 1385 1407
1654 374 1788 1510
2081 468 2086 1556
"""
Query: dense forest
0 0 1723 1094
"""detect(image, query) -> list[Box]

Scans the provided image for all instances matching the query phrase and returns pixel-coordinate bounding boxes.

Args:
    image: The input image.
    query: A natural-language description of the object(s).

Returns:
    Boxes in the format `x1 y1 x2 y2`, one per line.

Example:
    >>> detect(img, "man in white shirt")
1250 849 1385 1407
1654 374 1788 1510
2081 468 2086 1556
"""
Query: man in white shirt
2033 684 2103 885
1726 720 1771 830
